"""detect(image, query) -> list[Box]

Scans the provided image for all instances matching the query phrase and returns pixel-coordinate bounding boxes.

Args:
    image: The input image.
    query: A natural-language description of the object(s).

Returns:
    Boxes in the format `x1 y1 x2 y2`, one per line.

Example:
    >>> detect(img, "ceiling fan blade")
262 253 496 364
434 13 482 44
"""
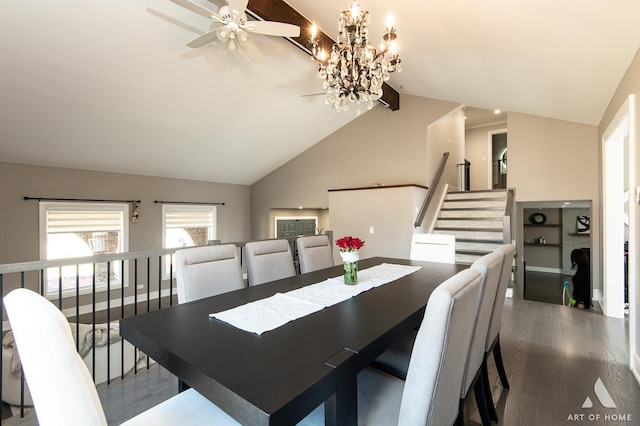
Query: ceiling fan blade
301 93 325 98
245 21 300 37
168 0 215 19
227 0 249 15
241 38 264 65
186 26 222 48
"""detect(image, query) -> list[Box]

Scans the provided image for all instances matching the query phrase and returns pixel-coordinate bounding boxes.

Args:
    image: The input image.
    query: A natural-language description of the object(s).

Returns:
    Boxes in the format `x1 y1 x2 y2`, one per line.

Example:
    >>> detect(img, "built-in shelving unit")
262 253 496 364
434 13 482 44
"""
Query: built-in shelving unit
524 209 563 272
524 243 562 247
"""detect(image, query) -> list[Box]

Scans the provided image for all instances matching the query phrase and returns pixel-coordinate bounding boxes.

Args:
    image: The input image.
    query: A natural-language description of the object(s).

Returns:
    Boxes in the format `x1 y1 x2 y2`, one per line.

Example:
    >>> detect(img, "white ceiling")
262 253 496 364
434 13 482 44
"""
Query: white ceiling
1 0 639 185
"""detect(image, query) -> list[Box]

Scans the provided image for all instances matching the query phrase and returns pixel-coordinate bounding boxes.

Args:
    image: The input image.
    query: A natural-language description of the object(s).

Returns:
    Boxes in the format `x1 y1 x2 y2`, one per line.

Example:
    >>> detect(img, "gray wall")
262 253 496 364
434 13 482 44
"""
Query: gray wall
250 95 461 240
0 162 251 266
508 113 599 298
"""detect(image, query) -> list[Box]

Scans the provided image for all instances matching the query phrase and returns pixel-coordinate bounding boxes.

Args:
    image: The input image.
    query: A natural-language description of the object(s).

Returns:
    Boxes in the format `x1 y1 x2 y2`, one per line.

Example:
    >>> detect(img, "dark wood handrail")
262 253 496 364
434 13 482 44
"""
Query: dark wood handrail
414 152 450 228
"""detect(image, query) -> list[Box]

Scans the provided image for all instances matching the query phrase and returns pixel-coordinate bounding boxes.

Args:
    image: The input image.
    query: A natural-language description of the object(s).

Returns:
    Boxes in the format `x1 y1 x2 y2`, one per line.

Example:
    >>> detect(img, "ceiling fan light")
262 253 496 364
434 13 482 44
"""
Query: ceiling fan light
217 27 229 41
236 30 249 47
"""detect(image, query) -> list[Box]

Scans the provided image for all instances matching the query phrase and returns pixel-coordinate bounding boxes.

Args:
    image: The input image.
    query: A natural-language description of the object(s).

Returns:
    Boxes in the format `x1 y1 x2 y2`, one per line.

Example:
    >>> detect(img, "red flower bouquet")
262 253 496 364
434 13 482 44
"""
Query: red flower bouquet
335 236 365 252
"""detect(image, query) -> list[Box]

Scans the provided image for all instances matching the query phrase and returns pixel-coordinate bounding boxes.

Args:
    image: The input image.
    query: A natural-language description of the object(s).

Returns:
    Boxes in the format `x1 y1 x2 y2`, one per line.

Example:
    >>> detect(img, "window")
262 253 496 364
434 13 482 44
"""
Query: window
162 204 217 275
39 202 129 297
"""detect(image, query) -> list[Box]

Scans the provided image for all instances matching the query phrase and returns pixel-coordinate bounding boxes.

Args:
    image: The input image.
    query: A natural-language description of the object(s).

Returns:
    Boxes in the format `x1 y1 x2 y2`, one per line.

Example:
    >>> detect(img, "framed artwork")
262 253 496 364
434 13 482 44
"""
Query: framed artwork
577 216 590 234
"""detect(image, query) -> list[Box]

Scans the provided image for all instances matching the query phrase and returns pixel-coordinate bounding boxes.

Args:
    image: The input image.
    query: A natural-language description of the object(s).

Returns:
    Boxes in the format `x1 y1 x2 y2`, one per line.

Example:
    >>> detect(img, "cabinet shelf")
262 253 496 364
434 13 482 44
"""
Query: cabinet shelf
524 243 562 248
524 224 561 228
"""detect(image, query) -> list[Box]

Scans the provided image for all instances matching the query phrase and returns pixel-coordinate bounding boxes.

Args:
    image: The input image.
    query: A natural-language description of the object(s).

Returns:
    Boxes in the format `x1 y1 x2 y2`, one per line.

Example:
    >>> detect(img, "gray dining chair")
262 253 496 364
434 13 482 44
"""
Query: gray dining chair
298 267 482 426
481 244 516 421
175 244 245 304
245 239 296 286
3 288 241 426
457 250 504 426
296 235 335 274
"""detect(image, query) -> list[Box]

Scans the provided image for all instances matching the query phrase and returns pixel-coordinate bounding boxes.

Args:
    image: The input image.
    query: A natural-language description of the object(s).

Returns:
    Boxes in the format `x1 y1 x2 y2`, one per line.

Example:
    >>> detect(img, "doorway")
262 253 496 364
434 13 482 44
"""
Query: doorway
602 105 629 319
488 130 508 189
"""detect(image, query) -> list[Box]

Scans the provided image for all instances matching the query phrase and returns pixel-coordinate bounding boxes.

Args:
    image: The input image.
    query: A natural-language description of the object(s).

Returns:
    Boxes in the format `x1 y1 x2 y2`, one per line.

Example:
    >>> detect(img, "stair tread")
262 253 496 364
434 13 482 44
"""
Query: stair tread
441 207 504 211
433 226 502 233
447 189 509 194
456 248 493 255
456 239 504 244
438 216 502 221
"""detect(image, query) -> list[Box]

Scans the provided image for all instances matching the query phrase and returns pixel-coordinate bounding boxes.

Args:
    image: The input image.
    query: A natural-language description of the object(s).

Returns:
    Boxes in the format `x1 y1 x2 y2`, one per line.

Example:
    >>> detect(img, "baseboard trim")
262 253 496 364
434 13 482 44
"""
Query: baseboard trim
526 266 563 274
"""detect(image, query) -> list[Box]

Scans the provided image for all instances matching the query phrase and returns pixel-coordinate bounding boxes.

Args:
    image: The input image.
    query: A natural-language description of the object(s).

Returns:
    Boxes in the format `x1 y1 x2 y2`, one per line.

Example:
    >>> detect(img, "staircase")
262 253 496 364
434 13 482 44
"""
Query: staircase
433 189 512 264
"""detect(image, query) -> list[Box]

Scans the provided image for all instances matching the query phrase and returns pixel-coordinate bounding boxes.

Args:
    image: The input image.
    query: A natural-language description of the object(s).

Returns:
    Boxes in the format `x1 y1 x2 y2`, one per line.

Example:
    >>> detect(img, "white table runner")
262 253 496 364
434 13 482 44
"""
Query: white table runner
210 263 421 335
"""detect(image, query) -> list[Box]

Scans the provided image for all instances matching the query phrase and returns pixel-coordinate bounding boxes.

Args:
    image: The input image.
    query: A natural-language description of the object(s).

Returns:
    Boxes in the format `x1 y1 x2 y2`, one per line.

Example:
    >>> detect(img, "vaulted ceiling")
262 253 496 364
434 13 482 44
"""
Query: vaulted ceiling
1 0 639 185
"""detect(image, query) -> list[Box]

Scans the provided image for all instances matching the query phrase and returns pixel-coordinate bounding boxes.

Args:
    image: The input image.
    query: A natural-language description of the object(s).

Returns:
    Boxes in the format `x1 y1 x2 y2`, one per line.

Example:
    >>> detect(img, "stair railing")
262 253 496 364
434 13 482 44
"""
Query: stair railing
503 188 515 243
414 152 450 228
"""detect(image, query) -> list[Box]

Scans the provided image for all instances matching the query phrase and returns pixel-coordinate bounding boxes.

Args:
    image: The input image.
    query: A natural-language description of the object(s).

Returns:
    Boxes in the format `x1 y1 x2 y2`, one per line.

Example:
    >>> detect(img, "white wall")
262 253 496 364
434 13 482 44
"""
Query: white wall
328 186 427 263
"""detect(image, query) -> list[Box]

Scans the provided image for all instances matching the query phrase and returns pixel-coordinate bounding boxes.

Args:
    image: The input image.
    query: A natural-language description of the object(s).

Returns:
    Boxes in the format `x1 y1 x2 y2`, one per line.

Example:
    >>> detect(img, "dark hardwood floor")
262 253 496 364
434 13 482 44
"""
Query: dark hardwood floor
524 270 573 306
3 297 638 425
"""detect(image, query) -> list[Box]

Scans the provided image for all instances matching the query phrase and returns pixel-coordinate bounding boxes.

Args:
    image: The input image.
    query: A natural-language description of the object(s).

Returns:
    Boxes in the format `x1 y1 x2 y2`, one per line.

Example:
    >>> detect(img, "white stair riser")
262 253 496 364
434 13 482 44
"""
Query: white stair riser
434 229 504 241
443 200 506 209
456 241 503 252
437 219 503 229
439 209 503 218
446 191 508 201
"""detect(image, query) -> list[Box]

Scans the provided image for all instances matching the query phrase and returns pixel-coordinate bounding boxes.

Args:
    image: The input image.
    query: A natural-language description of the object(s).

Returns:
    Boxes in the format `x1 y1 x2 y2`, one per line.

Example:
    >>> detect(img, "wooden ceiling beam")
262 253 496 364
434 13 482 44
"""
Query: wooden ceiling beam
246 0 400 111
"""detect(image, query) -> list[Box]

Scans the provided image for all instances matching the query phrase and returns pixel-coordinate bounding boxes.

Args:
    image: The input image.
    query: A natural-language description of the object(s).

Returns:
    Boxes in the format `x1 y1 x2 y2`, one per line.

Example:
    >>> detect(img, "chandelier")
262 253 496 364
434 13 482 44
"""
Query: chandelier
310 1 401 114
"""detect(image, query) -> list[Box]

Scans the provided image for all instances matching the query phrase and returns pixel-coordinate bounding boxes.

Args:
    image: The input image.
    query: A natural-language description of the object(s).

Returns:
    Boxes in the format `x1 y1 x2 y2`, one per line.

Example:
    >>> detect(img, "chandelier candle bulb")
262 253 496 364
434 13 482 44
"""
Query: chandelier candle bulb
386 12 394 29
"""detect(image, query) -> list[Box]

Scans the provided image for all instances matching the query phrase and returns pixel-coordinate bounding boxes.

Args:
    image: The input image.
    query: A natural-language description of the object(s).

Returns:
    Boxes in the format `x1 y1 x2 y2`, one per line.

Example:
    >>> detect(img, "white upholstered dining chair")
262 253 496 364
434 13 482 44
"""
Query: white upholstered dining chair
175 244 245 304
3 288 241 426
481 243 516 421
298 267 482 426
458 250 504 426
296 235 335 274
245 239 296 286
409 233 456 264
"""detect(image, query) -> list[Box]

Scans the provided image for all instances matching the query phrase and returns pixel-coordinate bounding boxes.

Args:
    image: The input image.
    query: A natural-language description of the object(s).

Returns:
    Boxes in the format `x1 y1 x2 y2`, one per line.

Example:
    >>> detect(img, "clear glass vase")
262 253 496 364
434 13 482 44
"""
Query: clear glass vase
339 250 360 285
343 261 358 285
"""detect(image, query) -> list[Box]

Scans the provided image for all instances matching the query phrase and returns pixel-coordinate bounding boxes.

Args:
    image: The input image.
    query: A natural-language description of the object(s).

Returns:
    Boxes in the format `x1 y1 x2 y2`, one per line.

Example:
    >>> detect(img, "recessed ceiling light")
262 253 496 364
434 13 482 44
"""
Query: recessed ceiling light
564 202 571 205
494 109 501 114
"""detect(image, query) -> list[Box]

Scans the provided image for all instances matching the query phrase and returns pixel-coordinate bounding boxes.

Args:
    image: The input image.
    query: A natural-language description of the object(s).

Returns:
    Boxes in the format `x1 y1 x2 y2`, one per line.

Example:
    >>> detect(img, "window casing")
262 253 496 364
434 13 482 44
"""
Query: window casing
39 202 129 298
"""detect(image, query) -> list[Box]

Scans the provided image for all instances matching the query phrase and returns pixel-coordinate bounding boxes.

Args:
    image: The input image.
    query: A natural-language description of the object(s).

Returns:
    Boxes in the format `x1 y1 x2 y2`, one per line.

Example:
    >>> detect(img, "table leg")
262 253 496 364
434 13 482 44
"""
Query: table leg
323 350 357 426
178 379 190 393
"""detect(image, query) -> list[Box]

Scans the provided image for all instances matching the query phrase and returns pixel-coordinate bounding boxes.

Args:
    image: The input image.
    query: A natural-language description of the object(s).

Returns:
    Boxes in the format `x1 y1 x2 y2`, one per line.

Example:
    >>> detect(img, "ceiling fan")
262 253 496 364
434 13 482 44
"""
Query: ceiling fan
169 0 300 52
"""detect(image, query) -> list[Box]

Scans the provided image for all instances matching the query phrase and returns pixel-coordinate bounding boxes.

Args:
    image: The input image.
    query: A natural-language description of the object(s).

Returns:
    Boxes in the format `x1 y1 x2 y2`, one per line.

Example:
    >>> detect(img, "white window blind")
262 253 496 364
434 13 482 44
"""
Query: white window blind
46 210 124 233
164 210 214 230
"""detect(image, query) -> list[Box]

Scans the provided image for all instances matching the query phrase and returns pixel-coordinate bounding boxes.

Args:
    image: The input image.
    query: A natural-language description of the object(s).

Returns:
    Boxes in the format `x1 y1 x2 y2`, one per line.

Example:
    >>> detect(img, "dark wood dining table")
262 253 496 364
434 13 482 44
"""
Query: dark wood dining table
120 257 465 426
